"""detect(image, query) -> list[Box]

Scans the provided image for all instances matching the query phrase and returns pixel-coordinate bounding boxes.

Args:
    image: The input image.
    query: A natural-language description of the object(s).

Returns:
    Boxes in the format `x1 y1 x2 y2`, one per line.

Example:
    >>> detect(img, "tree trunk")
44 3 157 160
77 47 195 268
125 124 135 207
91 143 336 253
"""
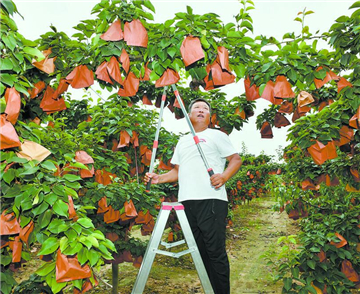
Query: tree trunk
112 263 119 294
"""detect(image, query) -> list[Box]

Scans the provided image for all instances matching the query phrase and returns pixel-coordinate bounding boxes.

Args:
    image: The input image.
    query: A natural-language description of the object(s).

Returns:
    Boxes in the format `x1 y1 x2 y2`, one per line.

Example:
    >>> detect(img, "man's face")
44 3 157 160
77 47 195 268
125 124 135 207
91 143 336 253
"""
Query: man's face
189 101 211 125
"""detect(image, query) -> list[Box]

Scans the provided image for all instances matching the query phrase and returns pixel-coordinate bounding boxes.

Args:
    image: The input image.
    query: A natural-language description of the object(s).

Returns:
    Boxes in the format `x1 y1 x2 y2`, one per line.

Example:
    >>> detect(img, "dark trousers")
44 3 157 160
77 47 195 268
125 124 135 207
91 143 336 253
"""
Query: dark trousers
182 199 230 294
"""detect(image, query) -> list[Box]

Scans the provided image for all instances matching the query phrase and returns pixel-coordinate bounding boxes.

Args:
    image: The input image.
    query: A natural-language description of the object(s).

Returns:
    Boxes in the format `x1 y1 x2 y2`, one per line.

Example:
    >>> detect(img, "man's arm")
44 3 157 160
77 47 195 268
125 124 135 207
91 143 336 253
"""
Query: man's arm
144 165 179 185
210 153 242 189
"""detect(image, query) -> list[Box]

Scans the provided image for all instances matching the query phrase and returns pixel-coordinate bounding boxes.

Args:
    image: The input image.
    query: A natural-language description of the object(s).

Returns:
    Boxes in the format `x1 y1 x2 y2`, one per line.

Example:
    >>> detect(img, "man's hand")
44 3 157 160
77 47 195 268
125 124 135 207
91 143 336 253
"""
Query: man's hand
210 173 227 189
145 172 160 185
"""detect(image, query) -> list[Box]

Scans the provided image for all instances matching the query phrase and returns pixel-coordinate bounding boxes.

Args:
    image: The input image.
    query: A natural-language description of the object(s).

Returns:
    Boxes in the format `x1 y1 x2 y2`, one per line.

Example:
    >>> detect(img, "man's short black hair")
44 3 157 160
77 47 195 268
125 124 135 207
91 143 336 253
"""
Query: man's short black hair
188 98 211 113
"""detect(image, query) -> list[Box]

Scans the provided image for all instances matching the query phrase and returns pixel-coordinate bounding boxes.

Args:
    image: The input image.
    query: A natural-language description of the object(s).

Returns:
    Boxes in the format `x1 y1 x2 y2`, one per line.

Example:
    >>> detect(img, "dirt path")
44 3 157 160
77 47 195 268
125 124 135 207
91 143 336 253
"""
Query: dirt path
89 195 299 294
227 196 298 294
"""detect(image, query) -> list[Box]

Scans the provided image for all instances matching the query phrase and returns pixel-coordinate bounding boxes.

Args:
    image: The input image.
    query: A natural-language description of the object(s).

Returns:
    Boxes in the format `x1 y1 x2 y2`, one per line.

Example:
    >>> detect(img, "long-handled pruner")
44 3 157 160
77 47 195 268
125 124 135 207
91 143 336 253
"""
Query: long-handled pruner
146 86 168 192
171 84 214 177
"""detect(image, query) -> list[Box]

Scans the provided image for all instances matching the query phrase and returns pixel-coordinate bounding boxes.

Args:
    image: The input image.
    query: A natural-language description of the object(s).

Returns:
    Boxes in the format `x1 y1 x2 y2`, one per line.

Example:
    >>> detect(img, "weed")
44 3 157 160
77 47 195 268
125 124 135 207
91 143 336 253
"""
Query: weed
259 235 300 282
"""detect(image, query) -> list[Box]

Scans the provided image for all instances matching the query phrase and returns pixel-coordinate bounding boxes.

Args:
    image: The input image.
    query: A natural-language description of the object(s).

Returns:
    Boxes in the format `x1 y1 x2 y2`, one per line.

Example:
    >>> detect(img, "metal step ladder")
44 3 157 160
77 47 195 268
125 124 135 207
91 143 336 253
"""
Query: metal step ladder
131 202 215 294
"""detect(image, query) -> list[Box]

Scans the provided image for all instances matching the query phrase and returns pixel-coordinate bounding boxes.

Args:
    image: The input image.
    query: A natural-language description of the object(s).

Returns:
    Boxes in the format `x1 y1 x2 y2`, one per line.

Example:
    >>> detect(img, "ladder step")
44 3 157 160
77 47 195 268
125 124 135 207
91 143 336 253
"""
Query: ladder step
160 239 185 248
153 247 196 258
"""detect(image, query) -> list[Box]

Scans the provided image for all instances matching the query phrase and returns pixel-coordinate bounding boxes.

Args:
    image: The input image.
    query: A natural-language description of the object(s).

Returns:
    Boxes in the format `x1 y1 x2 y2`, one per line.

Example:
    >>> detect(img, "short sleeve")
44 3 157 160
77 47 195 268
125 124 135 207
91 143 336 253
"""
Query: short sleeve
170 142 180 165
216 131 237 158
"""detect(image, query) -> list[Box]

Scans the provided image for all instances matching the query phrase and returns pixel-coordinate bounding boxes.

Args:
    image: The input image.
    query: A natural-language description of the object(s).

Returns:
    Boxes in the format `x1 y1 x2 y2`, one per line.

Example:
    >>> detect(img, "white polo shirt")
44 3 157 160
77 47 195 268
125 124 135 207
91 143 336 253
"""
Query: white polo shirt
171 128 237 202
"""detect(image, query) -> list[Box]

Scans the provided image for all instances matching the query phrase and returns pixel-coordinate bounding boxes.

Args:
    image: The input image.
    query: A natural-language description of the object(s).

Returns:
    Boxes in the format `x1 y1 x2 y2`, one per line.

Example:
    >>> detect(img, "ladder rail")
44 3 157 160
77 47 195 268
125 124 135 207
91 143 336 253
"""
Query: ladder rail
131 207 171 294
131 202 214 294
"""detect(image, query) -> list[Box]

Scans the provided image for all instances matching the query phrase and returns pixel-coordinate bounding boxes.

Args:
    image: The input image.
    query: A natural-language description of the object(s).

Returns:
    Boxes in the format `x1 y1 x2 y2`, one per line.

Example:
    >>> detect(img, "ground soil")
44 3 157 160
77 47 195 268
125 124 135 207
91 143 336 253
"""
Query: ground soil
13 194 299 294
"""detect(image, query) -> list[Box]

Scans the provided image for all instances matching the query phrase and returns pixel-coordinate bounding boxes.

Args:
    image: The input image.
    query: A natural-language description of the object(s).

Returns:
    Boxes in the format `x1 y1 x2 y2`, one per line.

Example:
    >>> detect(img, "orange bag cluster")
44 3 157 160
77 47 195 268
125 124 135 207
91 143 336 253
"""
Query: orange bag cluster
4 87 21 125
32 48 56 74
180 35 204 67
260 122 273 139
101 19 148 48
0 114 21 149
40 86 67 114
314 66 339 89
307 140 338 165
66 65 94 89
56 249 91 283
349 106 360 129
203 47 235 90
75 151 95 179
0 211 35 264
155 69 180 88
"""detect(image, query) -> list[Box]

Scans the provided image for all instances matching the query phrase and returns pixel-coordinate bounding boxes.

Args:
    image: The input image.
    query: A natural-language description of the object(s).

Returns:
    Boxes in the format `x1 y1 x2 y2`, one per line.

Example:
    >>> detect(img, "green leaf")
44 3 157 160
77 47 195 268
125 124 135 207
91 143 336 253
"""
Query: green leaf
92 230 105 241
149 71 160 82
0 83 5 96
167 46 177 58
233 63 246 79
98 244 113 260
59 236 69 252
349 1 360 9
23 47 45 60
175 12 187 19
137 9 154 21
77 218 94 229
63 174 81 182
40 161 57 171
0 73 16 87
3 169 15 184
227 31 243 38
63 242 83 256
64 186 78 199
102 239 116 251
1 0 16 15
44 192 58 206
0 58 14 71
164 19 175 28
52 185 67 197
49 276 66 294
259 84 266 96
261 62 272 72
240 20 253 31
38 210 53 229
36 262 56 276
64 180 81 190
288 69 298 83
53 199 69 217
18 166 39 176
48 219 68 234
307 260 316 270
38 237 59 255
1 255 12 266
7 156 28 164
159 39 172 48
314 69 327 80
77 247 88 265
65 228 78 240
143 0 155 12
283 277 292 291
200 35 210 49
70 162 88 169
79 236 93 250
189 67 207 81
2 35 17 51
87 249 100 266
14 83 30 97
306 285 318 294
32 201 49 217
87 235 99 248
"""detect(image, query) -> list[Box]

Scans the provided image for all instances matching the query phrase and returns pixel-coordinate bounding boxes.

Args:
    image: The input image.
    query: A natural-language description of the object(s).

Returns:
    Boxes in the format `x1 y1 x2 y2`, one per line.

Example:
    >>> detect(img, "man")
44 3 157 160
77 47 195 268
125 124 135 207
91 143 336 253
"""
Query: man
145 98 242 294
